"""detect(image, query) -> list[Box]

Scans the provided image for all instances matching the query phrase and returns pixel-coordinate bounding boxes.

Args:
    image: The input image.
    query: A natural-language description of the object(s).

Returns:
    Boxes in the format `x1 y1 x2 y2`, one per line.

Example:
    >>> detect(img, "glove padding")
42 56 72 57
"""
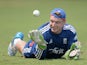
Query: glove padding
69 49 80 60
35 48 44 60
28 30 47 50
63 42 81 60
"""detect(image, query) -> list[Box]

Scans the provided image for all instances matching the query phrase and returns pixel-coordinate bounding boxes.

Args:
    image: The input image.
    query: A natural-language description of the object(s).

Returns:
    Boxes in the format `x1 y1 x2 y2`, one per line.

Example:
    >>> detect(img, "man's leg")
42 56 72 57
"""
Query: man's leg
8 32 25 56
16 40 26 54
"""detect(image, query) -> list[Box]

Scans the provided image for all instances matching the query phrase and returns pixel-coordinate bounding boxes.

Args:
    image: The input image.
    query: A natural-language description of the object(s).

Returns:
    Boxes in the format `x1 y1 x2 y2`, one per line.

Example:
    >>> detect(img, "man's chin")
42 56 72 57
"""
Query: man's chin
51 29 58 34
51 29 62 34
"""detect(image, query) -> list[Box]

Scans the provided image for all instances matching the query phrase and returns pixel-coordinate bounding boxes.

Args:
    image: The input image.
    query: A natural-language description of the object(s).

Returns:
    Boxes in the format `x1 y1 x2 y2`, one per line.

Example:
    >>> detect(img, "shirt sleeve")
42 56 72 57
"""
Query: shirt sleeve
67 31 78 49
38 22 49 30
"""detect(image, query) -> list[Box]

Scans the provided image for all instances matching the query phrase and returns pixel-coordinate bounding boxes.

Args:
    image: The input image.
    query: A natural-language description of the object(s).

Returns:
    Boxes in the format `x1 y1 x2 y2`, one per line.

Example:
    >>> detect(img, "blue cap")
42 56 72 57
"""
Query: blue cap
50 8 66 19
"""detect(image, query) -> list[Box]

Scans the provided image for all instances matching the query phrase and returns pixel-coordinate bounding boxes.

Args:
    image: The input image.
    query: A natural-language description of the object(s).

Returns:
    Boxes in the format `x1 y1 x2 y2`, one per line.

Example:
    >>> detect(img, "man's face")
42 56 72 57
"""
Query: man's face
50 15 65 34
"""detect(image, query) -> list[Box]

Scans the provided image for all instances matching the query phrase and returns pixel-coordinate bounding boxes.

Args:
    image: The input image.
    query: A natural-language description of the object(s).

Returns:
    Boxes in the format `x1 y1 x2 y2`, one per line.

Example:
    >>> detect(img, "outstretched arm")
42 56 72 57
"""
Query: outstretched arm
28 29 47 50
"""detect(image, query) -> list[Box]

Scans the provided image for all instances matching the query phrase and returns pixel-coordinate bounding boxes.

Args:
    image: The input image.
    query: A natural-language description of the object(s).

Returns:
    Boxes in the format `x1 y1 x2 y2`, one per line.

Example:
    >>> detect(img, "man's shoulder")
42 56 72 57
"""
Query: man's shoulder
38 22 50 29
38 22 50 34
63 24 76 34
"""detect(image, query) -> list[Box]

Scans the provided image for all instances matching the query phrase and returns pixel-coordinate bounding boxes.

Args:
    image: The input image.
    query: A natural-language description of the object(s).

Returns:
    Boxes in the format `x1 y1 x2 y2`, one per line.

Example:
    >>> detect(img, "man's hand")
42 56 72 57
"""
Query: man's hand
28 30 47 50
69 49 80 60
63 41 81 60
63 49 80 60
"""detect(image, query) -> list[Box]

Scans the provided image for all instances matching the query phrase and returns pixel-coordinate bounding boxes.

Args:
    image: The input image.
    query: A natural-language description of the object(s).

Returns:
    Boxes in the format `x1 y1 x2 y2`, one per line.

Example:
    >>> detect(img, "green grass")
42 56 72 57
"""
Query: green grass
0 0 87 65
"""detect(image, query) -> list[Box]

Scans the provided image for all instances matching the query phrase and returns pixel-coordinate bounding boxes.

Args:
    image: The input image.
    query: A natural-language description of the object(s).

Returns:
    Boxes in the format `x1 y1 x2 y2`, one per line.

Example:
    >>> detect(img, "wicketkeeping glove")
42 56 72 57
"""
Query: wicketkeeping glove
63 41 81 60
28 30 47 50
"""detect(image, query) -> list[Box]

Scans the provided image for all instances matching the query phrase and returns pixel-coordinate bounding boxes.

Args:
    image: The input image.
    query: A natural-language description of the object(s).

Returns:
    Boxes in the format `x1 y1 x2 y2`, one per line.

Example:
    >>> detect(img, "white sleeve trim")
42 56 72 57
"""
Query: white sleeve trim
39 24 50 34
63 24 76 34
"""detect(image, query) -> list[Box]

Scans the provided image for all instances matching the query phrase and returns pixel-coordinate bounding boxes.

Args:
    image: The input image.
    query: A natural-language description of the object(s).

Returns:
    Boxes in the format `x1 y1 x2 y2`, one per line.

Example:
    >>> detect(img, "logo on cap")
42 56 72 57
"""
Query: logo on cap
54 12 61 16
50 8 66 19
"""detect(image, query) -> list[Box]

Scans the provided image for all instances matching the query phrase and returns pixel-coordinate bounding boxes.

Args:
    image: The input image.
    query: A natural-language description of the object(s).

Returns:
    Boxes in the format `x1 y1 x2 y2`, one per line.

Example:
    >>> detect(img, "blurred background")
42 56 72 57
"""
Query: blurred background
0 0 87 65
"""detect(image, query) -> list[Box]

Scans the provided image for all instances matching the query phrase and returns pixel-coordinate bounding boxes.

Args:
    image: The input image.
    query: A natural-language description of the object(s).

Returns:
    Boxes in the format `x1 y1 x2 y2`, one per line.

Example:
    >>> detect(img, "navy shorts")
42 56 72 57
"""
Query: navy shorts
22 40 46 59
22 40 37 58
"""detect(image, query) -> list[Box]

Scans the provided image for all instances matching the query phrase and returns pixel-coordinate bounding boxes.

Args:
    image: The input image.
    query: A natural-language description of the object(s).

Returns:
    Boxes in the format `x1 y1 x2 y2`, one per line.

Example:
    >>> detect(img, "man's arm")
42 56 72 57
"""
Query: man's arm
28 30 47 50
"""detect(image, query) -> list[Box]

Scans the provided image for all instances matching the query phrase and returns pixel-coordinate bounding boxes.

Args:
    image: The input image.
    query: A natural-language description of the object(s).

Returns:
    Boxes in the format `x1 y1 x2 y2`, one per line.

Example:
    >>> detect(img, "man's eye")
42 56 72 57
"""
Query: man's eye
50 20 54 23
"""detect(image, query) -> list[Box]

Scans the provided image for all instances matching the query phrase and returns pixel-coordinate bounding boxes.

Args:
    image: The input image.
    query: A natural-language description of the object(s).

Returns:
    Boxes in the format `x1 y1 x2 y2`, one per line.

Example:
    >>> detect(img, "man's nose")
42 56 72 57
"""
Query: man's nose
52 22 56 26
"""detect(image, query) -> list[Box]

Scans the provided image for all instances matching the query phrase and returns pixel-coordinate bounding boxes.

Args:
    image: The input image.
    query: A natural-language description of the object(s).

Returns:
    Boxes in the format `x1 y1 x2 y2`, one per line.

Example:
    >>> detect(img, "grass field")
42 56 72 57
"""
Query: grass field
0 0 87 65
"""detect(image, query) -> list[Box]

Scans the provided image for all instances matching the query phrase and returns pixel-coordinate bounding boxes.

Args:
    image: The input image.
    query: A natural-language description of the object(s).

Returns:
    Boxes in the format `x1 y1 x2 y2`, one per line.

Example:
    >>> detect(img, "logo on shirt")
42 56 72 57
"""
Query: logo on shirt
49 39 53 44
49 47 64 54
63 38 67 44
